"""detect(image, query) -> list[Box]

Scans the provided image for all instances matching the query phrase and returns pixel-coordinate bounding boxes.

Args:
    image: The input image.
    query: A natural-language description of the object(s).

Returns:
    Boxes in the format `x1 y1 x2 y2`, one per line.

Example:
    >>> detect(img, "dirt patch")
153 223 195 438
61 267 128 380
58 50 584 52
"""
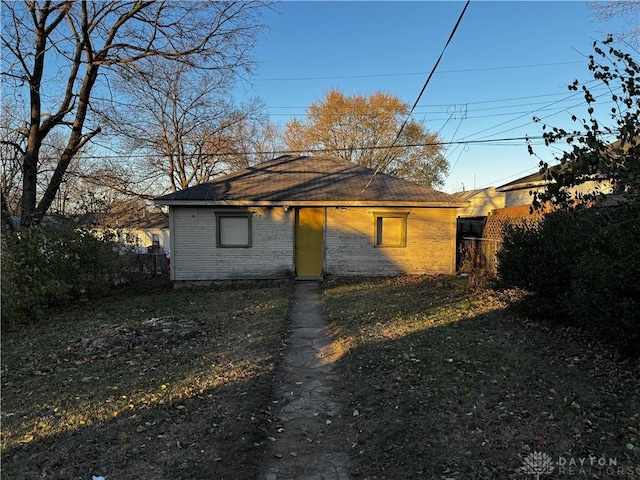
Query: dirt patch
70 316 211 357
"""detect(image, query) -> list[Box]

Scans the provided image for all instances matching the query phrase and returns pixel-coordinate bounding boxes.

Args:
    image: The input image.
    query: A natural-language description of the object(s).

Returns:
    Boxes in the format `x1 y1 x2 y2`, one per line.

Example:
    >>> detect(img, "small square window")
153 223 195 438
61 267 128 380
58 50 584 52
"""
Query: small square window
216 213 252 248
373 213 408 247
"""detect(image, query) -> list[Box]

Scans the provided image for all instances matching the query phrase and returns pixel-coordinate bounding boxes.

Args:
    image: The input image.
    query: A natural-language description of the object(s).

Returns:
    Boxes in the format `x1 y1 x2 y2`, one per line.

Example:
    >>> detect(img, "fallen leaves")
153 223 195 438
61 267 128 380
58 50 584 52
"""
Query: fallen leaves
1 281 294 480
324 275 640 479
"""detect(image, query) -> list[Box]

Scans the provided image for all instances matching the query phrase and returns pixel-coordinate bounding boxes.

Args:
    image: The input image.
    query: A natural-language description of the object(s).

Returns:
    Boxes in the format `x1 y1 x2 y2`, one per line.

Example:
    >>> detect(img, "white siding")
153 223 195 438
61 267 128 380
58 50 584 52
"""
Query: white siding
456 187 506 216
504 180 612 208
325 207 457 276
504 188 541 208
170 207 294 280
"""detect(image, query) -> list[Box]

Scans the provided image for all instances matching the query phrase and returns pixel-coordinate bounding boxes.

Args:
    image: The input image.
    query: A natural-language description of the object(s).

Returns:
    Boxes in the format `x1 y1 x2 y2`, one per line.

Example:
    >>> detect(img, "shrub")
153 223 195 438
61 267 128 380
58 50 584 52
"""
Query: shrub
496 204 640 355
1 225 127 328
566 205 640 355
497 211 589 316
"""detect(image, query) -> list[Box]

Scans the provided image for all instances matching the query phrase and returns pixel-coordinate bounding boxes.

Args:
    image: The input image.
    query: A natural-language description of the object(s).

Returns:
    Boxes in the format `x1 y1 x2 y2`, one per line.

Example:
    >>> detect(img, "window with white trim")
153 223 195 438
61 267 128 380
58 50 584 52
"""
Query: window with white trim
216 212 252 248
373 212 408 247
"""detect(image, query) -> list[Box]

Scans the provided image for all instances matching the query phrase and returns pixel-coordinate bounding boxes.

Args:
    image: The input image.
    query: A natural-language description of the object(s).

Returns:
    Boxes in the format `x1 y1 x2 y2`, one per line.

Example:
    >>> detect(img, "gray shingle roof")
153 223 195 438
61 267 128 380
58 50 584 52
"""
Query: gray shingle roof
155 155 466 207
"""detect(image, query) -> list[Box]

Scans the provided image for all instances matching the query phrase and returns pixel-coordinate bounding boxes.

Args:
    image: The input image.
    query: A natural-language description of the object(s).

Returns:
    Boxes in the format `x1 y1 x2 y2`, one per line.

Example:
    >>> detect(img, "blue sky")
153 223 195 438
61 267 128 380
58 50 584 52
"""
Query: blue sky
233 1 634 193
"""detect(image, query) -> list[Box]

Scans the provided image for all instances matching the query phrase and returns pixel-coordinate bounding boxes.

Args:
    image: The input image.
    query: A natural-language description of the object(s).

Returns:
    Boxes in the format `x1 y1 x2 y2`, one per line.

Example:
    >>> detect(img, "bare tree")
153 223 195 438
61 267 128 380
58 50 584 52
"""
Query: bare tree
1 1 269 226
102 58 281 193
588 0 640 45
1 102 25 228
216 115 285 171
1 101 82 225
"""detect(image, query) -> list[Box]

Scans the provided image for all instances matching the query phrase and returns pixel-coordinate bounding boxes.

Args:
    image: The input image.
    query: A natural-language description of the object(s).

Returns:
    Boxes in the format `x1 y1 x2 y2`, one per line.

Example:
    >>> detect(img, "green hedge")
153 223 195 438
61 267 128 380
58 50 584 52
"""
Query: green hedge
497 204 640 356
1 225 127 328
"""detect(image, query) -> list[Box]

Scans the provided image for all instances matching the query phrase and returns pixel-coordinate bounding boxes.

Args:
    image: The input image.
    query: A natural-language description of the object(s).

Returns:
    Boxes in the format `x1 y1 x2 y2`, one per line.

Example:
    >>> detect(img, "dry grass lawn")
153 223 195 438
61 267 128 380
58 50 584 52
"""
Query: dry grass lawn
3 274 639 480
1 278 294 480
323 275 640 479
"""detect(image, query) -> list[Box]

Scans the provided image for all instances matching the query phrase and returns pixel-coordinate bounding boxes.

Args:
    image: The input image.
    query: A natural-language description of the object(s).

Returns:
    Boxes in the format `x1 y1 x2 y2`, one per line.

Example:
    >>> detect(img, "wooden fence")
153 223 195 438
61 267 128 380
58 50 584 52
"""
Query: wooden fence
457 205 547 277
458 237 501 276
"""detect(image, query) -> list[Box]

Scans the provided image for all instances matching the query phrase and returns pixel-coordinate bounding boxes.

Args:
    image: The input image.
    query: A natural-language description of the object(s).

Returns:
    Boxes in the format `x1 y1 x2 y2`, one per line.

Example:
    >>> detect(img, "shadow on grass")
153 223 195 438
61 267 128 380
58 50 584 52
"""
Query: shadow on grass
1 281 294 480
323 276 640 479
2 375 274 480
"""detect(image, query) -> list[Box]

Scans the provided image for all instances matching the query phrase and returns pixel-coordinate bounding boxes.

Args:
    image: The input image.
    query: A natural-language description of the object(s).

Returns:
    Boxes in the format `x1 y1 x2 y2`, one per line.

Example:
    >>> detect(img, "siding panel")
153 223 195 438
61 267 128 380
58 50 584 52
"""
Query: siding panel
325 207 457 275
171 207 294 280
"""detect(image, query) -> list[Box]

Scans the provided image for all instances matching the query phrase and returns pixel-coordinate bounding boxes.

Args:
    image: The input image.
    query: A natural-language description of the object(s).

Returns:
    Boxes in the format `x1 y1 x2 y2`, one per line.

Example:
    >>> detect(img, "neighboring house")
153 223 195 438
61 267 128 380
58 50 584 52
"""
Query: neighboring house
496 166 612 208
116 213 171 255
80 212 170 255
155 155 468 282
495 170 550 208
453 187 505 217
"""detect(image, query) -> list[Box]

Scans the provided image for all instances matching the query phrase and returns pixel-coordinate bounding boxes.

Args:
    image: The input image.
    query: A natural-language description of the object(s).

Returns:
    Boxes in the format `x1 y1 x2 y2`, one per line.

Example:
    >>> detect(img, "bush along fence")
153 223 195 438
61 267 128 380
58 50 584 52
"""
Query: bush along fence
1 225 170 328
457 206 544 277
496 203 640 356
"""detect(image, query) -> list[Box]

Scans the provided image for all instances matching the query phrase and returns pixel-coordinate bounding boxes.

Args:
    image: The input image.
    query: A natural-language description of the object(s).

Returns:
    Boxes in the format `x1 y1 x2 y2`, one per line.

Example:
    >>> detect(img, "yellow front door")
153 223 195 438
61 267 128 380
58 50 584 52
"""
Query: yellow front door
295 208 324 278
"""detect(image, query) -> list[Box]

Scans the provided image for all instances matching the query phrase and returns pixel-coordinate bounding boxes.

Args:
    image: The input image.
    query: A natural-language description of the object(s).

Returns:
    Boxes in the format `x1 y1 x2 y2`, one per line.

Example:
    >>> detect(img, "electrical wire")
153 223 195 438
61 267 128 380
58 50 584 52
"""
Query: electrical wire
361 0 471 193
68 134 552 163
252 61 584 82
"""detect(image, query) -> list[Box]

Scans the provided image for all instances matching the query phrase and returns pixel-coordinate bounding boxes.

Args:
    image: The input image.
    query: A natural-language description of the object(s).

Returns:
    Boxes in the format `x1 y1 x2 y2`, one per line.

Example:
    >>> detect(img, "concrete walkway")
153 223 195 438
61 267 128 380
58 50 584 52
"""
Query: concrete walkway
261 281 351 480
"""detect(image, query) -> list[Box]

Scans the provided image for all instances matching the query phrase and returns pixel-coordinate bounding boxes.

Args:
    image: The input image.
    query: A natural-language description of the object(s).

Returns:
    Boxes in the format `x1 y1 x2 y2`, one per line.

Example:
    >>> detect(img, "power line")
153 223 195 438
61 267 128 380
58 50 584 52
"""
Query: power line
264 83 602 110
252 61 584 82
454 84 619 142
361 0 471 193
80 134 550 162
267 106 581 121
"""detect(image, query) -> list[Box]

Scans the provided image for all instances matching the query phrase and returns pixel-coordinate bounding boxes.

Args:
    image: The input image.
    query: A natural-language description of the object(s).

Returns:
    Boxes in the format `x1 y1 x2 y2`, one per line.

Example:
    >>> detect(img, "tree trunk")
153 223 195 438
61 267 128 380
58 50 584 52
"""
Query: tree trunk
1 190 15 231
21 151 40 227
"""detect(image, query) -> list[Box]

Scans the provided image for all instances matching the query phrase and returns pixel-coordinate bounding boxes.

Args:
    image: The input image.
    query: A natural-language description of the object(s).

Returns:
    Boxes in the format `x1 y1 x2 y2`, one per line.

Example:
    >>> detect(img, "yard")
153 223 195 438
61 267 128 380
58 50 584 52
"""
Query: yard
1 278 293 480
323 275 640 479
2 275 639 479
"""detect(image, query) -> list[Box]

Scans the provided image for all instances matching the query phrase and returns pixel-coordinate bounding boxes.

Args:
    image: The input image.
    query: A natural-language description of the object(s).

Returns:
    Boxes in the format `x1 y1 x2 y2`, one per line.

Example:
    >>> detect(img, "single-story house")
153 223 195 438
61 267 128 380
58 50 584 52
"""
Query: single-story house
154 155 468 282
116 213 171 255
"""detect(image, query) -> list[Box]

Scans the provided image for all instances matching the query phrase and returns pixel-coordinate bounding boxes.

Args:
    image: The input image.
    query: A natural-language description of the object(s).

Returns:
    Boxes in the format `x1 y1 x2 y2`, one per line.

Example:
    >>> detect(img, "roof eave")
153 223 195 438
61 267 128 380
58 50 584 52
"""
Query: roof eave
155 199 469 208
496 180 551 192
